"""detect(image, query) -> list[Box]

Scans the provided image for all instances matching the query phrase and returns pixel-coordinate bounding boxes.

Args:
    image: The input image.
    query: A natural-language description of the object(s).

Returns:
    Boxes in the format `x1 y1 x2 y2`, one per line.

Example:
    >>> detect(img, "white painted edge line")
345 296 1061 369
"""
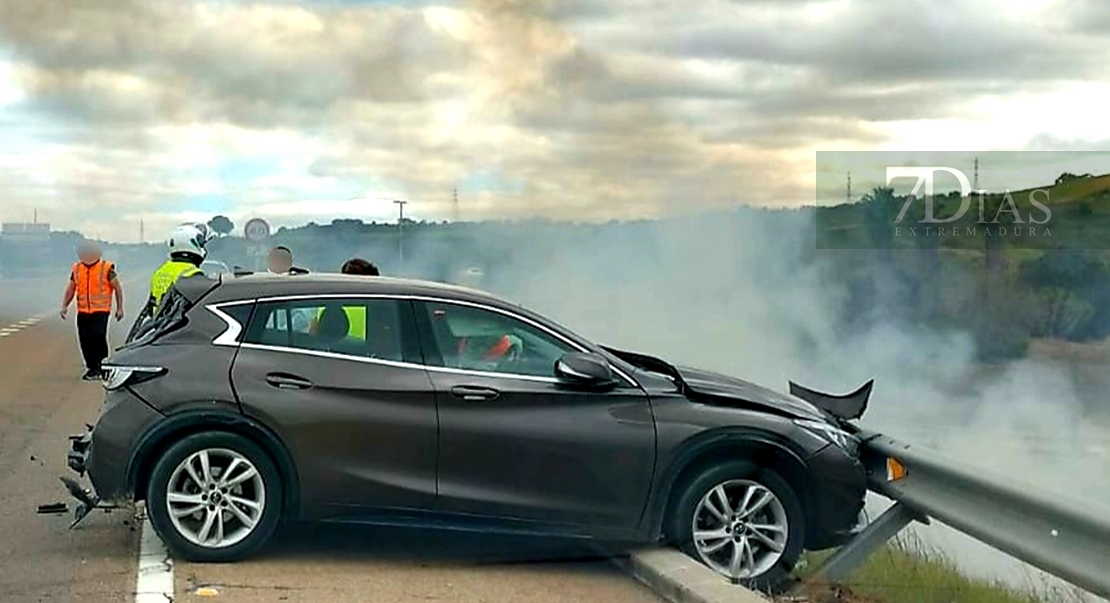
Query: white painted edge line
615 547 768 603
135 516 174 603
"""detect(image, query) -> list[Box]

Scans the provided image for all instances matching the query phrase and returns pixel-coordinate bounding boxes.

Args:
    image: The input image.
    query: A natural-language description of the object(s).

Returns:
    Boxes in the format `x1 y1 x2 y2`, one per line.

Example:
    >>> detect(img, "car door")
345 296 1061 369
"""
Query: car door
229 295 438 519
412 299 656 531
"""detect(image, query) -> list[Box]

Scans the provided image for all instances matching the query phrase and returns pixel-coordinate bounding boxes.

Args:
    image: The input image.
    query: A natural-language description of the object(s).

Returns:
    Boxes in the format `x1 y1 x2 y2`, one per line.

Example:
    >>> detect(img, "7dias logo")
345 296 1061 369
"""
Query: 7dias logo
887 167 1052 235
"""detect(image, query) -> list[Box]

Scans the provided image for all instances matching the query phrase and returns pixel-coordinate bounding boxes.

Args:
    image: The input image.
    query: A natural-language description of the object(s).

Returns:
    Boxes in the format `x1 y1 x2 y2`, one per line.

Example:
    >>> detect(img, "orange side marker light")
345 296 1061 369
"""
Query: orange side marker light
886 457 907 481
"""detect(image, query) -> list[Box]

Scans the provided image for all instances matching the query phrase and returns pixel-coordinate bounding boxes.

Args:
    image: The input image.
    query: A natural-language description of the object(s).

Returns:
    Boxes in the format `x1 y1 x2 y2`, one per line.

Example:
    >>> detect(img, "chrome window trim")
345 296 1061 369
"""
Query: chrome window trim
209 301 249 347
205 294 639 387
239 342 563 384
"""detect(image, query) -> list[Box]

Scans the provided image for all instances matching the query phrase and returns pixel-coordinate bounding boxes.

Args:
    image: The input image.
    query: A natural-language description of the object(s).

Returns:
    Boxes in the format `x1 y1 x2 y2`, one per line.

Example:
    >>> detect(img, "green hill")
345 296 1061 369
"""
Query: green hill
816 172 1110 253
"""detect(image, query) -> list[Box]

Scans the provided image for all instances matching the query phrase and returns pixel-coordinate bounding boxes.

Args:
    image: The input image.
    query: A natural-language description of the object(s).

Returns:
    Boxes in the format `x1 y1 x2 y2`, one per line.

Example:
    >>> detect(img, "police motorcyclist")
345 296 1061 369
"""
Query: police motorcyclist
141 223 211 317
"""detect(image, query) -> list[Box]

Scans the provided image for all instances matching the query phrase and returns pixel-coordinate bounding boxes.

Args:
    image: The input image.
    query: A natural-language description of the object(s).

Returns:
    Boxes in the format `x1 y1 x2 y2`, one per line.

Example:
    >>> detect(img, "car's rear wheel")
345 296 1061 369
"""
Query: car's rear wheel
146 432 282 562
669 461 805 594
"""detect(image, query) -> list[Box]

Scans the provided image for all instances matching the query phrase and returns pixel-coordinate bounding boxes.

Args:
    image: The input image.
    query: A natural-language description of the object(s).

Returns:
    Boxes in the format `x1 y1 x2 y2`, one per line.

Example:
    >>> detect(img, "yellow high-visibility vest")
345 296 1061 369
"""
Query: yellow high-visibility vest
150 260 202 306
311 306 366 340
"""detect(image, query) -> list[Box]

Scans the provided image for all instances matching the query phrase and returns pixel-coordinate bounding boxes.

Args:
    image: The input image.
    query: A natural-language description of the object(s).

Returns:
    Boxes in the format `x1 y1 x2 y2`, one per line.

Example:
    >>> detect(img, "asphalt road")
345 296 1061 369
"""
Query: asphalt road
0 308 139 602
0 284 663 603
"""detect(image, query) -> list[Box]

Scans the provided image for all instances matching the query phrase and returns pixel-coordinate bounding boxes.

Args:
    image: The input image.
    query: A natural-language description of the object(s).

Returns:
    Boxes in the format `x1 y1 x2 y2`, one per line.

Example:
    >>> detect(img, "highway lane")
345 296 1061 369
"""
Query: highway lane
175 526 663 603
0 308 139 603
0 299 663 603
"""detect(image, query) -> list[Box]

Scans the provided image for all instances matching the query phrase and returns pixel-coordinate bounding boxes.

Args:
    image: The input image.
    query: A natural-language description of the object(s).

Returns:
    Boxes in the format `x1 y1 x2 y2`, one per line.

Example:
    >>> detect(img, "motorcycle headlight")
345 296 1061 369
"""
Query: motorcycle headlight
794 418 859 453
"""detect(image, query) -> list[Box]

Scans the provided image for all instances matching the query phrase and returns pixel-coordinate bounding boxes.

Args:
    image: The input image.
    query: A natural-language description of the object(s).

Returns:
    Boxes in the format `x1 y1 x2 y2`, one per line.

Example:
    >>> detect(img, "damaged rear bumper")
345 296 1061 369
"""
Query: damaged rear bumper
67 428 93 477
63 427 107 528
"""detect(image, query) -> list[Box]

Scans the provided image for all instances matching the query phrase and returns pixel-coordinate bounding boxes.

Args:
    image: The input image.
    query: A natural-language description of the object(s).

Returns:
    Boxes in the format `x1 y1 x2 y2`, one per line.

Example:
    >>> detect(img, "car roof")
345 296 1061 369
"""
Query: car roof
204 273 518 310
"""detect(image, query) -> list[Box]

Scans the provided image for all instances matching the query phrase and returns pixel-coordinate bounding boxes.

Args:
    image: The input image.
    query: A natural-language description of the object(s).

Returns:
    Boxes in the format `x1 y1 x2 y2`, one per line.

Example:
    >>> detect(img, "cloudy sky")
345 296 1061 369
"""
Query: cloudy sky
1 0 1109 241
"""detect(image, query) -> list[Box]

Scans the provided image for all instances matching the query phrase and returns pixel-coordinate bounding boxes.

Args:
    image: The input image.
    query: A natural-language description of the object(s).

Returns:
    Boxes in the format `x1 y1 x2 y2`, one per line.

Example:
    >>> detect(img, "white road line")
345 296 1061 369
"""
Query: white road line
0 328 19 333
135 516 174 603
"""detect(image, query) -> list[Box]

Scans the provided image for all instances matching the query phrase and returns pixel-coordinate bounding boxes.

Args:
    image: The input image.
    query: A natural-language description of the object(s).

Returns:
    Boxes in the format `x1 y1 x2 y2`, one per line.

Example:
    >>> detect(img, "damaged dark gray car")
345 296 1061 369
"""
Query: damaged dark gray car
65 272 871 593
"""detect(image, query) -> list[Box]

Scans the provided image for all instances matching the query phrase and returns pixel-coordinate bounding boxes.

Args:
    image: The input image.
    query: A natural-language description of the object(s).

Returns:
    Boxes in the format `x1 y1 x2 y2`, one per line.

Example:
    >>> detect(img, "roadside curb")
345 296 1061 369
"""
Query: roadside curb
616 547 768 603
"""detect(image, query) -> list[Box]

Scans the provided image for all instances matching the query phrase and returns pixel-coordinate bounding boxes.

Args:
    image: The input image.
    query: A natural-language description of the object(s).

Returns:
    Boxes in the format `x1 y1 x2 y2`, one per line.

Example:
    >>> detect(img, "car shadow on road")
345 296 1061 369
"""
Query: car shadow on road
258 522 639 568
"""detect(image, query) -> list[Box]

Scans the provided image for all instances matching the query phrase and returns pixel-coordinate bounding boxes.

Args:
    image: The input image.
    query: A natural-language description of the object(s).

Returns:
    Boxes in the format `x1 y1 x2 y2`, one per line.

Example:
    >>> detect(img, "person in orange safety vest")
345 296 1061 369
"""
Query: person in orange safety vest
60 239 125 380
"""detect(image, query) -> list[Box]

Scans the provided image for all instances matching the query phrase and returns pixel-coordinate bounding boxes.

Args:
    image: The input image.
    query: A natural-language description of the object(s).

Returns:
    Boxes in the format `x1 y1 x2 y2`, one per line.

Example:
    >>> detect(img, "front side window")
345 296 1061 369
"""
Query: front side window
419 301 576 378
243 298 406 362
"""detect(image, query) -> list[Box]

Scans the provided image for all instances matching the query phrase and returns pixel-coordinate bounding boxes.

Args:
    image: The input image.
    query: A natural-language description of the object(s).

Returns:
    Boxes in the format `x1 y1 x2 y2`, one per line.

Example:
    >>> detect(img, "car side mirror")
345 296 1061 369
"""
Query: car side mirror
554 352 618 390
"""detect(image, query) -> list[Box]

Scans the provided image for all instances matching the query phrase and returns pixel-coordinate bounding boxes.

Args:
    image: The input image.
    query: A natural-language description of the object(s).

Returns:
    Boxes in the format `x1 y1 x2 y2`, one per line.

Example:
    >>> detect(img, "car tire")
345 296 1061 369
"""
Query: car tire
668 460 805 594
146 431 283 562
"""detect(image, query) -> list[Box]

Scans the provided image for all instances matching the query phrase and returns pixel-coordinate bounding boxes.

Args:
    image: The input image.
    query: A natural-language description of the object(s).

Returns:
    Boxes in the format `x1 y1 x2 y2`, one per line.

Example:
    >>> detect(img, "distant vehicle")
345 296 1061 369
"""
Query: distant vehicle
200 260 231 276
66 273 871 591
453 266 484 286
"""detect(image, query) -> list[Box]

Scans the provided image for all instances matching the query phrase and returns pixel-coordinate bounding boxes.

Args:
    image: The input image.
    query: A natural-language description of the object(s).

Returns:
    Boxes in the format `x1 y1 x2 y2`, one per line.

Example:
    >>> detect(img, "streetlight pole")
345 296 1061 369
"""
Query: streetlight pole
393 199 407 274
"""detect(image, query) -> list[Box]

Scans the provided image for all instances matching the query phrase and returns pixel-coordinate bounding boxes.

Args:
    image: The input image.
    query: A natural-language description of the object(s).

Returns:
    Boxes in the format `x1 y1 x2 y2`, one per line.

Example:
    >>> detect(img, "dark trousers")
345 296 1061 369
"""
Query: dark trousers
76 311 110 371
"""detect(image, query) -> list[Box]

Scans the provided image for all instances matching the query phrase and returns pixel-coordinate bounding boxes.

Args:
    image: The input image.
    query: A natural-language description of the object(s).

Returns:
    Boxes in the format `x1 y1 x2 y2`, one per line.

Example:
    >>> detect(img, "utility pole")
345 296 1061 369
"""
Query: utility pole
140 219 145 243
453 187 459 222
973 156 979 191
394 199 407 273
846 172 852 203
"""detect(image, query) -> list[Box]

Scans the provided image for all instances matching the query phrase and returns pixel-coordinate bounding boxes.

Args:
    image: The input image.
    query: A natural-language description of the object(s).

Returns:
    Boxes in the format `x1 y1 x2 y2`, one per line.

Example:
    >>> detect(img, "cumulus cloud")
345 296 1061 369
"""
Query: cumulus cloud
0 0 1108 240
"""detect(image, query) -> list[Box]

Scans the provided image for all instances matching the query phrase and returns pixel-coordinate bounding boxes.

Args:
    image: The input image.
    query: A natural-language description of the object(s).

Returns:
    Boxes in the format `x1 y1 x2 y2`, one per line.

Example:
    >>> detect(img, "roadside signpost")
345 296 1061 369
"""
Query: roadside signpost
243 218 270 271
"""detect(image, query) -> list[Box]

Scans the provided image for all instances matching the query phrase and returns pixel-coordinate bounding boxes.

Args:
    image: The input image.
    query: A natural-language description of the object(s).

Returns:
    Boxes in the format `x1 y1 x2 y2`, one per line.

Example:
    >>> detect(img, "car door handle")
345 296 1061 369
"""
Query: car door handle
450 385 500 401
266 373 312 390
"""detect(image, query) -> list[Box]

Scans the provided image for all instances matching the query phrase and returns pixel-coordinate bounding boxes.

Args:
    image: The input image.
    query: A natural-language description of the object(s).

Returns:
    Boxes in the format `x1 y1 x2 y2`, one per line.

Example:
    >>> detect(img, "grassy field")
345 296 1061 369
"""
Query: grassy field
816 171 1110 252
790 536 1091 603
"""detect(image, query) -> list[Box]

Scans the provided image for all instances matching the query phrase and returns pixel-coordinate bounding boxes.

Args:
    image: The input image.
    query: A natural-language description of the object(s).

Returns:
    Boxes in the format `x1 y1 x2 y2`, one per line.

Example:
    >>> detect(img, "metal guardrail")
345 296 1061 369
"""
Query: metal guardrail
810 428 1110 599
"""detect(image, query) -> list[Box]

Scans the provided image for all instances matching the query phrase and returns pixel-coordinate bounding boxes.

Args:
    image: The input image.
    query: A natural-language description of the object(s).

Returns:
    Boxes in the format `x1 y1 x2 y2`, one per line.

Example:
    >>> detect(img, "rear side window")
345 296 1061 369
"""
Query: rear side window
241 298 413 363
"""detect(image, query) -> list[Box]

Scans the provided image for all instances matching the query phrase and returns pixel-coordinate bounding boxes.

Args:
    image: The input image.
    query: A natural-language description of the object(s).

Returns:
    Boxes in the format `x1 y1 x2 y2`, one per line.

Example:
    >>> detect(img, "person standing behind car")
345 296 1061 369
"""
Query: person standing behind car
60 240 125 380
147 223 209 310
341 258 379 276
267 246 294 274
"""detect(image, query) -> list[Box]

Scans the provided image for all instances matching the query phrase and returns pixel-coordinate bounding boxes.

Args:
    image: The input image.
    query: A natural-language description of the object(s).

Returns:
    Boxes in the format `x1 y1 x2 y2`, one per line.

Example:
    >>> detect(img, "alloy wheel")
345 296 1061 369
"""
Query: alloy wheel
690 479 790 580
165 448 267 548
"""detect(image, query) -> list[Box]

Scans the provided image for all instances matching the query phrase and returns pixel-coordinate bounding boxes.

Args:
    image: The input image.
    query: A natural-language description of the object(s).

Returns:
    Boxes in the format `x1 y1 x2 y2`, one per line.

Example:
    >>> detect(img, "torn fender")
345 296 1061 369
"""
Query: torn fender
788 379 874 421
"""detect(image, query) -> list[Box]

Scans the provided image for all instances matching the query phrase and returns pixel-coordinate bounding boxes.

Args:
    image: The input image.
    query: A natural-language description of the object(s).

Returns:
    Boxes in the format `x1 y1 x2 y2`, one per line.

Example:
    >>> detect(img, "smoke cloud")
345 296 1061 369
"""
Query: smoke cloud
387 207 1107 599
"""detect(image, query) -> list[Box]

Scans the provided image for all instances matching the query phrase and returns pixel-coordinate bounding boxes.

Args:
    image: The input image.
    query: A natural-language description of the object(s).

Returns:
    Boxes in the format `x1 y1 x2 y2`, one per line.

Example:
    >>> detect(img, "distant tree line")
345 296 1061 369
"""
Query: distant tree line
5 191 1107 366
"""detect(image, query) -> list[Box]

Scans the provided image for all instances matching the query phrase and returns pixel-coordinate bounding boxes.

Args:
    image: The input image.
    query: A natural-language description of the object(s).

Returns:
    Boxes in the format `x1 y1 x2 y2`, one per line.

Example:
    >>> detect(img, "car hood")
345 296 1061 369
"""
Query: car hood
600 345 871 422
673 365 826 420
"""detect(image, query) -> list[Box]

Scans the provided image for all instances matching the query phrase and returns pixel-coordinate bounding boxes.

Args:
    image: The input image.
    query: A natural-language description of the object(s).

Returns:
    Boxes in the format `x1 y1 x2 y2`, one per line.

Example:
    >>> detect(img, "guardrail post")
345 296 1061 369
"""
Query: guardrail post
808 502 924 583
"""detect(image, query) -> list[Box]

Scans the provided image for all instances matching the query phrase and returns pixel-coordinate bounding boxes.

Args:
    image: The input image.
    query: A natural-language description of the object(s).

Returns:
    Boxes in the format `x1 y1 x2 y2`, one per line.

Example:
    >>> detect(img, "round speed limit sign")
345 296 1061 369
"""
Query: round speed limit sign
243 218 270 242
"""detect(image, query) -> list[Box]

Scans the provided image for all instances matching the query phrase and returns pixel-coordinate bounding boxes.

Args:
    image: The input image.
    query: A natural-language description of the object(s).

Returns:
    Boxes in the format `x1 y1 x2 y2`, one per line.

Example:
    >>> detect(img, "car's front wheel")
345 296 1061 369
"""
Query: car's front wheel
669 461 805 594
146 432 283 562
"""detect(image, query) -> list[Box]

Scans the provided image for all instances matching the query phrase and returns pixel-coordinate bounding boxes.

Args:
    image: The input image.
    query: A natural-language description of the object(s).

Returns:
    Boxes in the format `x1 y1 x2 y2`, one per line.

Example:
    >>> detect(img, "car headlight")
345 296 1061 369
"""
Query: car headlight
102 365 166 391
794 418 859 453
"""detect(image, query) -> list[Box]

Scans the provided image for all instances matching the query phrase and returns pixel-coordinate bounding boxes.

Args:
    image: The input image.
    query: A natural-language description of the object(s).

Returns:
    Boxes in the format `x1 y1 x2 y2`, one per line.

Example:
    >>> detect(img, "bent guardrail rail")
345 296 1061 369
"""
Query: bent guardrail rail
810 429 1110 599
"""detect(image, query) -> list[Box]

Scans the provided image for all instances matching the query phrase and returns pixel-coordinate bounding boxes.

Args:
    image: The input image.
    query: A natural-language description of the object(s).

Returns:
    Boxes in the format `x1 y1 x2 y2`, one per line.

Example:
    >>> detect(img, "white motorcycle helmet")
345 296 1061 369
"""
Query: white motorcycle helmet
167 223 210 262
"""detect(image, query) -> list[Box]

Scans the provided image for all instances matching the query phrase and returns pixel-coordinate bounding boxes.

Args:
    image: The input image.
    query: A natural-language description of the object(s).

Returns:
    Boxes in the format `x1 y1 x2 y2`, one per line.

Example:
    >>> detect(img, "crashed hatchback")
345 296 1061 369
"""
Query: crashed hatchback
66 272 871 592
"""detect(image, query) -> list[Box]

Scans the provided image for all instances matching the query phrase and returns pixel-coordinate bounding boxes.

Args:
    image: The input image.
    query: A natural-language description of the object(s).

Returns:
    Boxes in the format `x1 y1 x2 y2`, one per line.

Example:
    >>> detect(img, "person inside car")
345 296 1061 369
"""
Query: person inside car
308 258 380 340
427 305 522 371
